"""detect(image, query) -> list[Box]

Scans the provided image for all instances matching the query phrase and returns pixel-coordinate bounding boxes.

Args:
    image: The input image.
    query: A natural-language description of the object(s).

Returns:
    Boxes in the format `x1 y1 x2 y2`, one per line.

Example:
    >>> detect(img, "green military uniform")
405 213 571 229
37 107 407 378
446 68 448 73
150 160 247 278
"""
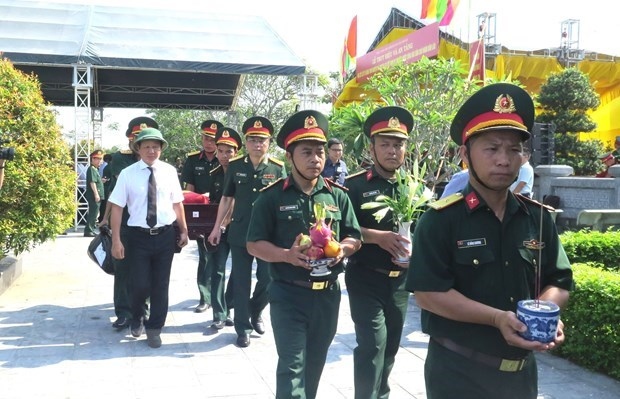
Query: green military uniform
406 83 573 399
182 147 221 308
85 150 104 236
247 110 363 399
345 106 415 399
109 117 157 325
202 126 243 326
182 119 222 311
346 167 411 399
407 188 572 398
223 153 285 336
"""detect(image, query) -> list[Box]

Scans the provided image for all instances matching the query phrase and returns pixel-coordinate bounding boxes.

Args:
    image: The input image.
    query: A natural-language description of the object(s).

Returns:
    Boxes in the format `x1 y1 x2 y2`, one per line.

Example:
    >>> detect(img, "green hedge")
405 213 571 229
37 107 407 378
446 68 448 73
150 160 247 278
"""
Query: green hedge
555 263 620 379
560 230 620 271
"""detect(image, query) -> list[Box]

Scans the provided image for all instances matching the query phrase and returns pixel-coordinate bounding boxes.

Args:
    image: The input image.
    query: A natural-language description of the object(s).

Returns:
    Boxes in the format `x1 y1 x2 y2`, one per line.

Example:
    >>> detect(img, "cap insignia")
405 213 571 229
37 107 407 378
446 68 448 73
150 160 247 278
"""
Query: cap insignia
493 94 516 114
253 121 263 128
209 123 218 130
140 123 147 129
304 116 317 129
388 117 401 129
222 130 230 137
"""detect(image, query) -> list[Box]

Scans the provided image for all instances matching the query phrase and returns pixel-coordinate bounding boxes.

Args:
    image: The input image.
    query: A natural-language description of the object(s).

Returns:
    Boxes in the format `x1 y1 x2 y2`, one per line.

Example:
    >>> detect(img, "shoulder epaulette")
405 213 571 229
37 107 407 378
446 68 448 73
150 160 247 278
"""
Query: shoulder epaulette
210 165 222 175
260 177 284 192
268 157 284 166
428 192 464 210
516 194 555 211
229 155 245 163
186 150 200 157
325 178 349 192
346 169 366 180
120 149 133 154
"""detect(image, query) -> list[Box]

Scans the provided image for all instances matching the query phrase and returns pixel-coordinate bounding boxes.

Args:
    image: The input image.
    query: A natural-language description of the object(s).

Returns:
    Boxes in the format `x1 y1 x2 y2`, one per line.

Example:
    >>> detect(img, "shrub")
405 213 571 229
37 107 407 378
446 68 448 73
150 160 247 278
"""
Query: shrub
555 263 620 379
560 229 620 271
0 58 75 255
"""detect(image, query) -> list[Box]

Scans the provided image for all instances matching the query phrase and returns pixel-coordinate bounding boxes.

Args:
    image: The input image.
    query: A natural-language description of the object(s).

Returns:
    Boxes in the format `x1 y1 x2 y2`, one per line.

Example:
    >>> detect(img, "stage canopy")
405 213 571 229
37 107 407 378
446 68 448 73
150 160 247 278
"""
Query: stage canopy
0 0 306 110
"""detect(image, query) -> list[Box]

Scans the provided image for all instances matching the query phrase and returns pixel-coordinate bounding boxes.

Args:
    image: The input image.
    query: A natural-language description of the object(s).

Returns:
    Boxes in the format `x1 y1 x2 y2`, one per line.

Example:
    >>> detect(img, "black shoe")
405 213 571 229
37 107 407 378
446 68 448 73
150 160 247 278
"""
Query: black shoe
236 334 250 348
251 314 265 335
210 320 225 330
130 319 144 338
146 331 162 348
194 302 210 313
112 317 131 329
225 317 234 327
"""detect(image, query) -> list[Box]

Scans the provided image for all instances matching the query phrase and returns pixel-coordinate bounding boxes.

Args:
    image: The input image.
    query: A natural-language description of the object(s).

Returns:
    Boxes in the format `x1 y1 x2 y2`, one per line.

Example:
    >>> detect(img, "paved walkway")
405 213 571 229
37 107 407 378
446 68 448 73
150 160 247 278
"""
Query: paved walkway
1 231 619 399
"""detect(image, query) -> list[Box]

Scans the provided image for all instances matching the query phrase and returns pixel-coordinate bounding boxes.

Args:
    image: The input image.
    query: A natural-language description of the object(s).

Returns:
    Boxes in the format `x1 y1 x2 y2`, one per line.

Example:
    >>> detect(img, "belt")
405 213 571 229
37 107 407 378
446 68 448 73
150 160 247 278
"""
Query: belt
281 279 335 291
362 263 405 278
131 225 172 236
432 337 528 372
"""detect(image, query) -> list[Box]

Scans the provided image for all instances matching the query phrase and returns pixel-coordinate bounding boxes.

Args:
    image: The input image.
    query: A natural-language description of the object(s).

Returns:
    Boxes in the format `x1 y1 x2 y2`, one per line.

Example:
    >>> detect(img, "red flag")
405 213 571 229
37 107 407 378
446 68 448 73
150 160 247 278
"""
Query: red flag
340 15 357 80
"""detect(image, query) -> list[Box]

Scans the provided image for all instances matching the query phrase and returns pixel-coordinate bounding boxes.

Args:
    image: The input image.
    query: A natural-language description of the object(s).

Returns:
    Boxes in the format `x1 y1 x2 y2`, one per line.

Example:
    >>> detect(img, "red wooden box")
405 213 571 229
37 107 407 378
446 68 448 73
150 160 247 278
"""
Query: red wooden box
183 204 219 240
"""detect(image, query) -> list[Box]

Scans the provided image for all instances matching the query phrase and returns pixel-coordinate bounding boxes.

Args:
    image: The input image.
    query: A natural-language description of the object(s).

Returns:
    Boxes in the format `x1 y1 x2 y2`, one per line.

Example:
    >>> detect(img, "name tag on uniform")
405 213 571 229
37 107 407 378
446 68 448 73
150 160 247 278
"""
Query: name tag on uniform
279 205 298 211
457 238 487 249
325 204 339 212
236 172 247 177
263 174 276 179
195 166 205 171
363 190 380 198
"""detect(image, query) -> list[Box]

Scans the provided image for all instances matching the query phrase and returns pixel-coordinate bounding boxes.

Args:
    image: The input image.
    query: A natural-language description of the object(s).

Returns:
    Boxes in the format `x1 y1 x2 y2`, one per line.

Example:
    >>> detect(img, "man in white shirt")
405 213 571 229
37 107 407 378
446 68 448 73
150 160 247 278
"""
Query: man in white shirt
108 127 189 348
510 146 534 198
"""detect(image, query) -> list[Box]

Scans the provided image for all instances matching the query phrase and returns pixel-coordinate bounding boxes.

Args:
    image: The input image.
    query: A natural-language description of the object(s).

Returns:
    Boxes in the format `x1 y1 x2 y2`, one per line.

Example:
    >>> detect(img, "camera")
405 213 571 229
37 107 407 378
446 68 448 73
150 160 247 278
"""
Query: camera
0 139 15 161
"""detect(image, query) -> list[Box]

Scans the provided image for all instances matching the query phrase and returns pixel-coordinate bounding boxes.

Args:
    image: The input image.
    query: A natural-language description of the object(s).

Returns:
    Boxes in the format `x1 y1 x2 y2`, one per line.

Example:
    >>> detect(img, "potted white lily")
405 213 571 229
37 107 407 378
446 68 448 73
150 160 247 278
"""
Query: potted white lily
361 160 434 262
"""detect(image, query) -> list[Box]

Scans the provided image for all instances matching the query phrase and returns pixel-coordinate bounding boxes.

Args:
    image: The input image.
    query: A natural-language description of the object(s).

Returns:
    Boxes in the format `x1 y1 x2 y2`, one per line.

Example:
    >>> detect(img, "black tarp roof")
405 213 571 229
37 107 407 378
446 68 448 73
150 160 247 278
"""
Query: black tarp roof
0 0 306 109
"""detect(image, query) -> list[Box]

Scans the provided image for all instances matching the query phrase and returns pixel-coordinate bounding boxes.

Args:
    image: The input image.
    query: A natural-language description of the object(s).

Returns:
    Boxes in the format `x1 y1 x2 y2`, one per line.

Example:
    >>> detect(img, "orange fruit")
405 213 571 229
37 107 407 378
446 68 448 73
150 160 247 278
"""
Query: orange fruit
323 240 341 258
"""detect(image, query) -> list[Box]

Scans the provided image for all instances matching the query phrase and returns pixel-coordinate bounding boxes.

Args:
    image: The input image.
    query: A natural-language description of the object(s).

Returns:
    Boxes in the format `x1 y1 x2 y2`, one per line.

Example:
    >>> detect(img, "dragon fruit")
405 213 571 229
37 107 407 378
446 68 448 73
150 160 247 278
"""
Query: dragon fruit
309 202 332 248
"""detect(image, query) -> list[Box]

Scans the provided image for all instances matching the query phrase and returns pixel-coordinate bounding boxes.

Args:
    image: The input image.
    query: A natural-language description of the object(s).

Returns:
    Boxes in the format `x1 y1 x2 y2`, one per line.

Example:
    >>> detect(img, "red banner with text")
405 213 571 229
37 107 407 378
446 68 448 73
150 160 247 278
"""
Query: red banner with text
356 23 440 83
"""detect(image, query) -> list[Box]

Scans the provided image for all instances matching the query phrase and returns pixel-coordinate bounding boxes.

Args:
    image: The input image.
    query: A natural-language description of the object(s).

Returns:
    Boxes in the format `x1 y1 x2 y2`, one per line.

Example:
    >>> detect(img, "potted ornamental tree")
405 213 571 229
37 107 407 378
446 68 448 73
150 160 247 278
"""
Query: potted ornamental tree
361 160 433 262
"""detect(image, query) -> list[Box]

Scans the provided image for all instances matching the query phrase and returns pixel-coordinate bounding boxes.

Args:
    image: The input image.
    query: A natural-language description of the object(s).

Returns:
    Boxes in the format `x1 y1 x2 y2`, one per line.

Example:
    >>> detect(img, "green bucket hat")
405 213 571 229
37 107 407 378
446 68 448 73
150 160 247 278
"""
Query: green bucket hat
132 127 168 152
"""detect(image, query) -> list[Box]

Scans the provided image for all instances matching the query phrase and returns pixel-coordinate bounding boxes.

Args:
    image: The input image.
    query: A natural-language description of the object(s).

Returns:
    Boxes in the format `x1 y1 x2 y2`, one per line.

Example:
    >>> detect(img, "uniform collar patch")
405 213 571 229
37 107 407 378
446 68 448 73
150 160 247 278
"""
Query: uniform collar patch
283 176 293 190
465 191 480 210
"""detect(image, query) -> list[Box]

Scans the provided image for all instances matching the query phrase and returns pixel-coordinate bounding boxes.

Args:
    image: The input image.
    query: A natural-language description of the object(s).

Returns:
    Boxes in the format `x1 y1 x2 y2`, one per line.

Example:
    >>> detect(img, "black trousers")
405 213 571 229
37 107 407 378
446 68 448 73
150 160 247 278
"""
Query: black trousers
126 226 175 331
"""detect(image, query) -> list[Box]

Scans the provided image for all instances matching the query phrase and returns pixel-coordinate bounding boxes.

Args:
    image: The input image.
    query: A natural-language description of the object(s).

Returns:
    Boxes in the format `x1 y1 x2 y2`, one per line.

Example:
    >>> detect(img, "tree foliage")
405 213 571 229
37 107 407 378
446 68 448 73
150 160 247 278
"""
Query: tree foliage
235 74 299 129
148 74 303 163
0 58 76 255
145 109 234 163
536 68 602 175
329 57 479 192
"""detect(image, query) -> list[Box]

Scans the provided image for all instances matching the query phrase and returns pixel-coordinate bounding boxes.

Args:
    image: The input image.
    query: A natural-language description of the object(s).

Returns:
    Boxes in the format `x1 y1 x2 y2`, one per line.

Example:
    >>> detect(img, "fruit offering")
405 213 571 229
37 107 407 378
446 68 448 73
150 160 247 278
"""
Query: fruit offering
301 202 341 260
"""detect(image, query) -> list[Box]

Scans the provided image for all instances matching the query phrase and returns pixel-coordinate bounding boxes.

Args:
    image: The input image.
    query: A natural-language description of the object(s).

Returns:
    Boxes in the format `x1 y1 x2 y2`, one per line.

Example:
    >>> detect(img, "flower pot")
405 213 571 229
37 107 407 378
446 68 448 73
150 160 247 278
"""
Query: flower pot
395 220 413 263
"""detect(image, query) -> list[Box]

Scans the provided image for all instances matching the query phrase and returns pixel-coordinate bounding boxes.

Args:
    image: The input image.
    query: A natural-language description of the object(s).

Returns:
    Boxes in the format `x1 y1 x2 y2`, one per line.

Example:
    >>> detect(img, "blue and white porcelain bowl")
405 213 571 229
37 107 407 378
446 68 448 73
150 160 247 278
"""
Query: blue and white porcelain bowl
516 300 560 343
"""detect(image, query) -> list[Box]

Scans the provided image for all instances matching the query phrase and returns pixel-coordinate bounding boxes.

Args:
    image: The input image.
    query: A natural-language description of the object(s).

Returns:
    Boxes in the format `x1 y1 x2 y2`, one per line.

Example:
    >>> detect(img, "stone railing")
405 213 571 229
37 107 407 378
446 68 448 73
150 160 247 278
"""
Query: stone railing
533 165 620 230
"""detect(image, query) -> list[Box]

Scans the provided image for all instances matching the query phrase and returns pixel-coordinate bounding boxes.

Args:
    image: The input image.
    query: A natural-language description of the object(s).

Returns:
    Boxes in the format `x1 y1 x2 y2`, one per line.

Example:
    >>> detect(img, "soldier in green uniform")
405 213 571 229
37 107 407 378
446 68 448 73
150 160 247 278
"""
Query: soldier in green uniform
246 110 362 399
204 126 242 329
84 150 105 237
181 119 223 313
406 83 573 399
207 116 285 348
345 106 414 399
101 116 158 330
